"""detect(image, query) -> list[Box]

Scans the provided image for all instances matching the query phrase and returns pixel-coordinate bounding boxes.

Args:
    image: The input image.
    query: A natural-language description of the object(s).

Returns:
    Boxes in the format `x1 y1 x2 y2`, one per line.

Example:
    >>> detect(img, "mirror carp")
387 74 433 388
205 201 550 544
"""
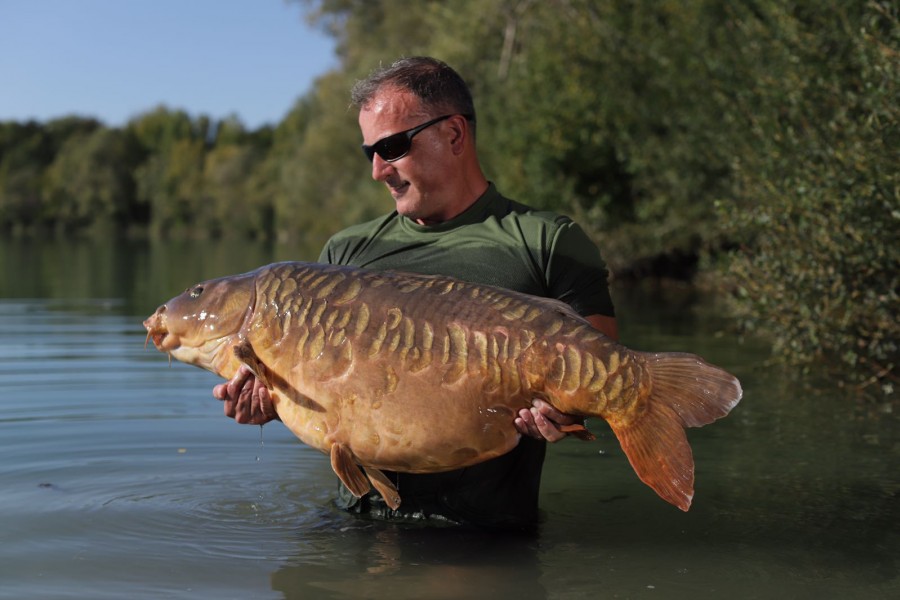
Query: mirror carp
144 262 742 511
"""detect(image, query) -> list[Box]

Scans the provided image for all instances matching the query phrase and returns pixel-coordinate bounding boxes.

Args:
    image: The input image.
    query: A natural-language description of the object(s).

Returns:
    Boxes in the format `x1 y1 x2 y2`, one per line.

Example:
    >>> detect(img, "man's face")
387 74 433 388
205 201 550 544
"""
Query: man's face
358 88 453 225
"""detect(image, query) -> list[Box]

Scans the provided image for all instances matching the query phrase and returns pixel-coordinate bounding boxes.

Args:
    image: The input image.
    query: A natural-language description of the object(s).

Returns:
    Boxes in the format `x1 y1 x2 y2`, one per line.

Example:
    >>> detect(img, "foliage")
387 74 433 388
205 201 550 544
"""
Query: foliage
0 0 895 391
44 127 144 231
712 1 899 394
0 117 102 231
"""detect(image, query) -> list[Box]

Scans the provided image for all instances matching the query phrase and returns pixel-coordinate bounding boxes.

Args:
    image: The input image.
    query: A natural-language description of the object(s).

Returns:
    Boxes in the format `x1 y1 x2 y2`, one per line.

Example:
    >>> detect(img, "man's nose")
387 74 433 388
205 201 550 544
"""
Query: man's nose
371 154 393 181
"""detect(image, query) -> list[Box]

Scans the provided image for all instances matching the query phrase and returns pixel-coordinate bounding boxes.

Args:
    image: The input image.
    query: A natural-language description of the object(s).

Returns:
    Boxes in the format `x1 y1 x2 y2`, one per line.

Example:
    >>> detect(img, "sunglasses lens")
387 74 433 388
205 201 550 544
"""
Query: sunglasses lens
362 133 410 163
374 133 411 162
361 114 460 162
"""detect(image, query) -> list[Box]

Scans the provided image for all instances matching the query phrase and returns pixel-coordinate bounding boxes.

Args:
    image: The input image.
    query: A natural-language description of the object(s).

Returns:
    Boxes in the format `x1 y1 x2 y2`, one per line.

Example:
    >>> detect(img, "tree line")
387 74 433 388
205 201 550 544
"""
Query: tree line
0 0 896 394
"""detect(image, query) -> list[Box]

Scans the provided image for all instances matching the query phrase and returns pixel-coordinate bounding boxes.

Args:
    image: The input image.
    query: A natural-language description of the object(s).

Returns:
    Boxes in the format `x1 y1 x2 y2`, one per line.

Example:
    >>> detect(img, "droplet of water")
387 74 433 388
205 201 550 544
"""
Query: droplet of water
255 424 265 462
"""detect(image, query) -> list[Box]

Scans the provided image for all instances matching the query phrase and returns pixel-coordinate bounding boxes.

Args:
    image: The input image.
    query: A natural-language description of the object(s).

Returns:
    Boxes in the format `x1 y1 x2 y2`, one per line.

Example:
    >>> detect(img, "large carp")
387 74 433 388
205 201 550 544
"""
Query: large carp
144 262 742 511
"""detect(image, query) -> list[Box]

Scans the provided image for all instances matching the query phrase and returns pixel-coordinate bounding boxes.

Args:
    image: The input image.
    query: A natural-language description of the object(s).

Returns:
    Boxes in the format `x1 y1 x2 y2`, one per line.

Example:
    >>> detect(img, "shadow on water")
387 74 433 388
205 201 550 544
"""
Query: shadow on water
0 238 897 599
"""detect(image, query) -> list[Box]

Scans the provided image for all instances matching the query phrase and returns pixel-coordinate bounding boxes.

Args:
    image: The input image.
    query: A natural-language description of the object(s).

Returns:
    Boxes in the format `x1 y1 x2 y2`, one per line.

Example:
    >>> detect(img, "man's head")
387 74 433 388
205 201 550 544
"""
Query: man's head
352 57 487 225
351 57 476 133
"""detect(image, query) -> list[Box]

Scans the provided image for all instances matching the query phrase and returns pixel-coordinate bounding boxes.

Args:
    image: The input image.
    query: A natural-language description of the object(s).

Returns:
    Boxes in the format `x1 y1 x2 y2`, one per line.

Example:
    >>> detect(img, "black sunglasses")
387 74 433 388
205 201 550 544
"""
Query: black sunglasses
361 114 473 163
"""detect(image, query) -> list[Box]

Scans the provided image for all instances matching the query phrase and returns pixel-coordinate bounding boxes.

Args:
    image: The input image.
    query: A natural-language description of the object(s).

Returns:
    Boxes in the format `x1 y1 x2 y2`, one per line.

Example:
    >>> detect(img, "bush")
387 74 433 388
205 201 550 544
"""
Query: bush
717 1 899 396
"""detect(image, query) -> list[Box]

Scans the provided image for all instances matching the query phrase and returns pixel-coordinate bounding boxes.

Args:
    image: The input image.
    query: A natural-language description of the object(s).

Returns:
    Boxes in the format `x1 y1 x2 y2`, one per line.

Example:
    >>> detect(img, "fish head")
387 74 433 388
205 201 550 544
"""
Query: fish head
143 271 257 374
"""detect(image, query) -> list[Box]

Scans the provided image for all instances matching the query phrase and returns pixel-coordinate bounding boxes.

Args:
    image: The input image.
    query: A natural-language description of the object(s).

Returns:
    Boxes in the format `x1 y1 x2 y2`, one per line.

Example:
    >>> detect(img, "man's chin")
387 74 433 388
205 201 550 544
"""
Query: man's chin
393 192 422 217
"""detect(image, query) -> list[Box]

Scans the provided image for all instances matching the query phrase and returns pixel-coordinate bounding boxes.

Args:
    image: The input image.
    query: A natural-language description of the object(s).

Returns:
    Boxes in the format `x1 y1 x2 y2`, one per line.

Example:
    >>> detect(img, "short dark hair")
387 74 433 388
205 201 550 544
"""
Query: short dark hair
351 57 476 124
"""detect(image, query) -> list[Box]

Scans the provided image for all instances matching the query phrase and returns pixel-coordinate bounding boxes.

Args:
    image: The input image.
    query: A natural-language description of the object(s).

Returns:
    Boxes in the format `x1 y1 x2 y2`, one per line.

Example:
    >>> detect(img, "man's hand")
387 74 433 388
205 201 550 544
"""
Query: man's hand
514 399 583 443
212 365 279 425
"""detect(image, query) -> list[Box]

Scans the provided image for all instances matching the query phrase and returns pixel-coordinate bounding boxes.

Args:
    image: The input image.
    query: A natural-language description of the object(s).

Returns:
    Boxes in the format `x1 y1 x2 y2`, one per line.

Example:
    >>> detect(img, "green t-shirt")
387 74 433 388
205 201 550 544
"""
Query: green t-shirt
320 184 614 319
319 183 614 529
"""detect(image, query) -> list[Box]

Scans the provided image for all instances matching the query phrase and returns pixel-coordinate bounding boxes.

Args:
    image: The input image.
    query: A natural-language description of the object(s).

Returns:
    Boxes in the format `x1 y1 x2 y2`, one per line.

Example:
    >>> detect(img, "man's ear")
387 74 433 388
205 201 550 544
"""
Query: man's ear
448 115 469 156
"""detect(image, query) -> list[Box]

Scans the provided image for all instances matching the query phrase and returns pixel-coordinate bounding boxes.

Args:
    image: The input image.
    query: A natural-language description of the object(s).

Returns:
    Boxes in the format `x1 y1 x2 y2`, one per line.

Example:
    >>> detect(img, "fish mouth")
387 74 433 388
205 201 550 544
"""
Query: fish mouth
143 312 177 351
144 328 168 350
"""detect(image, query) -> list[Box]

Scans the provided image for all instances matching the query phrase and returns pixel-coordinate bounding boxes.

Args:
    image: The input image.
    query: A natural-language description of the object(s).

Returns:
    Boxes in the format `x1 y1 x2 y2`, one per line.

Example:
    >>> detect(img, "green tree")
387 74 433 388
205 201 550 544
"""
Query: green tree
203 141 267 238
0 117 100 232
43 127 143 231
129 107 208 237
714 1 899 394
269 71 383 245
129 106 201 154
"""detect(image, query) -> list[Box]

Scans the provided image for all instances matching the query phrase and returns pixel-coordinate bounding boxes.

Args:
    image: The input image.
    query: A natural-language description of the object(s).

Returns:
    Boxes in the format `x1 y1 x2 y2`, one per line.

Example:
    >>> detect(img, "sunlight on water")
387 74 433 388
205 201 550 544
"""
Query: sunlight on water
0 239 897 599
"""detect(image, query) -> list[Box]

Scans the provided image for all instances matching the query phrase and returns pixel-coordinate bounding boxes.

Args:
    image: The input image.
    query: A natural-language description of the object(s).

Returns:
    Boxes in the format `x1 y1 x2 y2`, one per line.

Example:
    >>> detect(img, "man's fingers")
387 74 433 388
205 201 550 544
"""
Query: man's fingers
515 409 536 437
222 399 236 418
532 399 580 427
226 365 253 399
254 378 272 420
516 407 557 440
258 386 276 420
233 376 254 423
212 366 279 425
515 401 575 442
531 407 566 442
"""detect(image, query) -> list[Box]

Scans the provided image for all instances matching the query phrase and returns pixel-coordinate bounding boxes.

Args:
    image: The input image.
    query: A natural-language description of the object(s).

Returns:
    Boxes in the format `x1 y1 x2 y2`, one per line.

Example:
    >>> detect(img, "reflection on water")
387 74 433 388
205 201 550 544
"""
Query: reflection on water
271 523 549 599
0 238 897 599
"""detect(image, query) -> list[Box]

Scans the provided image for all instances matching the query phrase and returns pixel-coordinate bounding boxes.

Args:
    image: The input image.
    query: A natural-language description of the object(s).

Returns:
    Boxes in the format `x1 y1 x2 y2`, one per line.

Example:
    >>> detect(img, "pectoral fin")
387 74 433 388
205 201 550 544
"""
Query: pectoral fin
329 443 370 498
233 340 272 389
559 422 597 441
363 466 402 510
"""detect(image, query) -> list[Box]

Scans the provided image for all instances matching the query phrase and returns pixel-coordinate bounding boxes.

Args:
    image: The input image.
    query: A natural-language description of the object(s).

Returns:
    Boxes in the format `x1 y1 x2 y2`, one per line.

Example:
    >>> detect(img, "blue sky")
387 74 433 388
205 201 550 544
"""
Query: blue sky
0 0 337 130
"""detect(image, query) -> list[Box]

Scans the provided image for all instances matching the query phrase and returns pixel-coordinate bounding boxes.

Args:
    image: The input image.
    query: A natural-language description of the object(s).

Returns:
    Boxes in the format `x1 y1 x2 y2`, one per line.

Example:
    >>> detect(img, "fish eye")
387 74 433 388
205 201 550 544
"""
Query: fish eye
189 286 204 298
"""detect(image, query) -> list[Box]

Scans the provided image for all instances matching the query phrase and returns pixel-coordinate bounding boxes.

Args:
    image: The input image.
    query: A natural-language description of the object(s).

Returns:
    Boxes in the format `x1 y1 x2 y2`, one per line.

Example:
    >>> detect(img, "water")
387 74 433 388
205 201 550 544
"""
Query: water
0 238 897 599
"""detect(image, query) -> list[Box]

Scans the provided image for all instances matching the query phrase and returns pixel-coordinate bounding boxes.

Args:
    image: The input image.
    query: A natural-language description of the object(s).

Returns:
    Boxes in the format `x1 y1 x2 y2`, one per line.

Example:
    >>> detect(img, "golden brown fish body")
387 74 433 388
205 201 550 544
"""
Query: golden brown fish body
144 262 742 511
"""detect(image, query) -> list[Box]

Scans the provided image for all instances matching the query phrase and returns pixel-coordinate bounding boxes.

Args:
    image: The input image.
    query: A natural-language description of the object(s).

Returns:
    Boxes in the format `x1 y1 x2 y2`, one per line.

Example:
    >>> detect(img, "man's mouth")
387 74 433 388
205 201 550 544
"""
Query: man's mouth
387 179 409 196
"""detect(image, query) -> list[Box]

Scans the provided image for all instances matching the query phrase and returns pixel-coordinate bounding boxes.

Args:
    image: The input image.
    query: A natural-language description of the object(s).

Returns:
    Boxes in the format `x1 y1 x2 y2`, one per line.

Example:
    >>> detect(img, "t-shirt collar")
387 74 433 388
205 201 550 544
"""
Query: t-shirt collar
400 183 500 234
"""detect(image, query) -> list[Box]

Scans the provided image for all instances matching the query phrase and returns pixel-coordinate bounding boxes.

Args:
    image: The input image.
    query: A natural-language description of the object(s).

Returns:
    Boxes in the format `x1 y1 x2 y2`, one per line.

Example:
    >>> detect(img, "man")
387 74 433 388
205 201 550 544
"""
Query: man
214 57 617 529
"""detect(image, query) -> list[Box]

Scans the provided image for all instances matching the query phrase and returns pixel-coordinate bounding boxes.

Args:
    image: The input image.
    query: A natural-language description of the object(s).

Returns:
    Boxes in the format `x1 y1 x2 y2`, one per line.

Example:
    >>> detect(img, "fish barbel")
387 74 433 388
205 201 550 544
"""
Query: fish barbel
143 262 742 511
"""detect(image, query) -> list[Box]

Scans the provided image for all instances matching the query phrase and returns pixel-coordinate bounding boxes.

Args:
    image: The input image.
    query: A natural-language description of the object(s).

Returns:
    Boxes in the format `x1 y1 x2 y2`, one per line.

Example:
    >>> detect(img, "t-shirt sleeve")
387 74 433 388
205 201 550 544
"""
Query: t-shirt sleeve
317 214 396 267
545 220 615 318
317 239 335 264
318 229 358 266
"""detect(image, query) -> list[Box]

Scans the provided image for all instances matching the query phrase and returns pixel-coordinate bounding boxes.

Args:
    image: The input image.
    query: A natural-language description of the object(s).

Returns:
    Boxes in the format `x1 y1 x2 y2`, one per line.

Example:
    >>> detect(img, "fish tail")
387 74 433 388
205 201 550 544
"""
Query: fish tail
608 352 742 511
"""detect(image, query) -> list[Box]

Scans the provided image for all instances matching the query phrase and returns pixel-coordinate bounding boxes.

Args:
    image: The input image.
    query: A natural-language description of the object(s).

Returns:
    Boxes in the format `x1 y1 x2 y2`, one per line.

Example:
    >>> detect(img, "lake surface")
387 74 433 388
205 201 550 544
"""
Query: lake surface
0 238 897 599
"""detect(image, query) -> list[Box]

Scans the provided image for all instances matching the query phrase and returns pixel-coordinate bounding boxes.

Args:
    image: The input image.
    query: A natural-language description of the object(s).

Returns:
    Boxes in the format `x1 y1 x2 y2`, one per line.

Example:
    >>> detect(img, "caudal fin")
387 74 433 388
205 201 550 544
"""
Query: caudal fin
609 352 742 511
